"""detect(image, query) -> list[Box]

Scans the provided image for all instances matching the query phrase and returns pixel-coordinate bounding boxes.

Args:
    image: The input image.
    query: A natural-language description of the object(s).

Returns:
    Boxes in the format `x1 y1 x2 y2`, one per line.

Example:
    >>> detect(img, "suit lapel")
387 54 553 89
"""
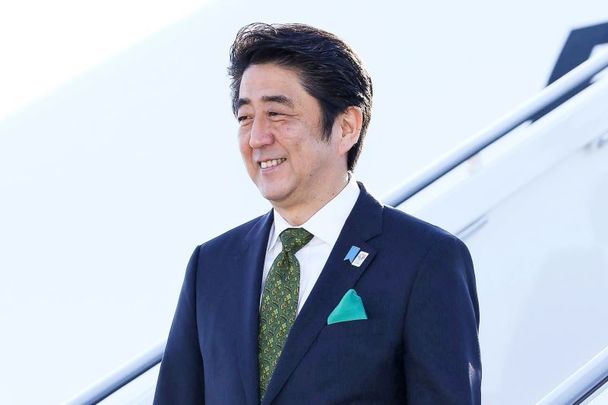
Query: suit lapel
234 210 273 405
262 185 383 405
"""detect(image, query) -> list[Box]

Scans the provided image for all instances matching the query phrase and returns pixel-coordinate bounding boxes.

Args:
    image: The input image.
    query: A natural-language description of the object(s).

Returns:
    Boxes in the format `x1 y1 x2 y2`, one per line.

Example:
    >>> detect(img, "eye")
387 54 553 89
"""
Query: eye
237 115 252 125
267 111 285 120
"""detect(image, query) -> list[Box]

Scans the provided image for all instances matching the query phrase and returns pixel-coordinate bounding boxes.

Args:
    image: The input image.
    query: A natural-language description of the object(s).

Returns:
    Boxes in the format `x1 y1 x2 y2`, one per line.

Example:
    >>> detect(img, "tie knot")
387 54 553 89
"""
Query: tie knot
279 228 313 253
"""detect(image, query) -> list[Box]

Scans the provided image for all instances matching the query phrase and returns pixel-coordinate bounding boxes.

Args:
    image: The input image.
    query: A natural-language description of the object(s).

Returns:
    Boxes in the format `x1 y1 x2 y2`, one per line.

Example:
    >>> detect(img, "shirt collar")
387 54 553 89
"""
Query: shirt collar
268 175 360 251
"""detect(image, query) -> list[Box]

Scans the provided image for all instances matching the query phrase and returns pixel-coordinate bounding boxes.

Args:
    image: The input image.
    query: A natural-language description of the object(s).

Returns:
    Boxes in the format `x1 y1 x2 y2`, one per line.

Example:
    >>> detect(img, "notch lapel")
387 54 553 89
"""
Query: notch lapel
262 186 383 405
234 210 273 405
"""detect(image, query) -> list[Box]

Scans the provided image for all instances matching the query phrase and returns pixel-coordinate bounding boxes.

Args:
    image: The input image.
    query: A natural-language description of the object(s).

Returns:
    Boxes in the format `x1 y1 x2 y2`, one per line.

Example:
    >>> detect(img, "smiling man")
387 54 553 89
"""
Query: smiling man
154 23 481 404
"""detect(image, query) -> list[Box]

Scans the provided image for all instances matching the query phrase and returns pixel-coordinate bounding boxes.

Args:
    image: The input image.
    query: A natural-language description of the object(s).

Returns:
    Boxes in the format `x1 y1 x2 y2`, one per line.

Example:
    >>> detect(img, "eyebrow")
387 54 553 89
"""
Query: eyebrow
236 95 295 110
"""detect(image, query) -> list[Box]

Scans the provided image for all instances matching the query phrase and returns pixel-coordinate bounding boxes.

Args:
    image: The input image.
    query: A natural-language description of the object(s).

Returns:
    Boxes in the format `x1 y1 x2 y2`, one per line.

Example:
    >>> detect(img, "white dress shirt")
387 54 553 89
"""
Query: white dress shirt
260 177 360 314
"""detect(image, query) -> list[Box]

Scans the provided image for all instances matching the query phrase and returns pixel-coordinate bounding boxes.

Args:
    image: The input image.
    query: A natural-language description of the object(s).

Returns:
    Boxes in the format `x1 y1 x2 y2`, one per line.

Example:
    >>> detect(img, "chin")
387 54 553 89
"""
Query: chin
257 185 292 206
260 190 287 204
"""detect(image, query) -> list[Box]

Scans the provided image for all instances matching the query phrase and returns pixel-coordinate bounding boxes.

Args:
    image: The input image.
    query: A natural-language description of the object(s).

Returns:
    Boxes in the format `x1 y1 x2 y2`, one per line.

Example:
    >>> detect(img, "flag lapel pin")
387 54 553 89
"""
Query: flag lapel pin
344 245 368 268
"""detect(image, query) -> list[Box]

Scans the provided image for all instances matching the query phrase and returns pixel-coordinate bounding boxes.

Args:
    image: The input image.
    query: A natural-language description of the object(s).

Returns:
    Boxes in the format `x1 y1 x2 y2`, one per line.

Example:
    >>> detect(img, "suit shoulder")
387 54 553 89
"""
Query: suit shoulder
199 212 269 252
381 205 466 251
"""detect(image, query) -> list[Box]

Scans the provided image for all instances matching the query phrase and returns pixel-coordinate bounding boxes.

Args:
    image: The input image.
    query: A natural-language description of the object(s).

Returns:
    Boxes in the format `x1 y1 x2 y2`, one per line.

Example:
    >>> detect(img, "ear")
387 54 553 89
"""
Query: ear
336 106 363 155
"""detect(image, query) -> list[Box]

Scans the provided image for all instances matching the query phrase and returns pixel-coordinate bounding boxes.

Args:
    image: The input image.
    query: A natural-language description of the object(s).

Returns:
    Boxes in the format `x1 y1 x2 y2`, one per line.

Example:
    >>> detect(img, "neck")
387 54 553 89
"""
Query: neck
274 172 350 226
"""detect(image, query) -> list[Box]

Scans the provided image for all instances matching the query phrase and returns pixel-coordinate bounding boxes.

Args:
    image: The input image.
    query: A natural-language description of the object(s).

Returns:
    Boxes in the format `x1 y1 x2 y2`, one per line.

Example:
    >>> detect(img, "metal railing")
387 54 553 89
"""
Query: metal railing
537 345 608 404
65 341 165 404
67 49 608 405
383 48 608 207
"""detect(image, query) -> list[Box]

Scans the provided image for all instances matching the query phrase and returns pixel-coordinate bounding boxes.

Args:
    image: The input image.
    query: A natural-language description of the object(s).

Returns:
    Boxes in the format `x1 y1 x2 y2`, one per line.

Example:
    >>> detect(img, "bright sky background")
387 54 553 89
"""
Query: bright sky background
0 0 211 121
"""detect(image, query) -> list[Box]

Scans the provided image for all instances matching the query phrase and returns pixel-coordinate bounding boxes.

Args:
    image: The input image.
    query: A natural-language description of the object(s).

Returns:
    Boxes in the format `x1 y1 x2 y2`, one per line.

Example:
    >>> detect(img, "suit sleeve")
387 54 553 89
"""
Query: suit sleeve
403 235 481 404
154 246 205 405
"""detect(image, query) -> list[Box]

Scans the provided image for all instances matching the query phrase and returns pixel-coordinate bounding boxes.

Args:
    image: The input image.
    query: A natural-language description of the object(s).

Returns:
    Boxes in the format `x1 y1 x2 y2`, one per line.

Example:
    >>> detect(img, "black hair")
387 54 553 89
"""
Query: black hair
228 23 373 171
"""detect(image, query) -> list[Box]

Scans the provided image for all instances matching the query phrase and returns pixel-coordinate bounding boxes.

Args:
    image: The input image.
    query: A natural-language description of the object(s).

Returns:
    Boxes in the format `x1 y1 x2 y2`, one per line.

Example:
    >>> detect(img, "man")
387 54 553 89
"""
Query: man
154 23 481 404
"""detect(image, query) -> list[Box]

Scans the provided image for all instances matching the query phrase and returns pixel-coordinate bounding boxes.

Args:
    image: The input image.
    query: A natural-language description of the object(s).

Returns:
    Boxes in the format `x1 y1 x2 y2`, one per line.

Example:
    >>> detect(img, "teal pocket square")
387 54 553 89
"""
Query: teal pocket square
327 289 368 325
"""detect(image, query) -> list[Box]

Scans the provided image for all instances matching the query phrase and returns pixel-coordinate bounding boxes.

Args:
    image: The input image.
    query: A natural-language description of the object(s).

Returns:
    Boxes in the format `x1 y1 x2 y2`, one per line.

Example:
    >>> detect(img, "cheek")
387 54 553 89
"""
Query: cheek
237 133 251 155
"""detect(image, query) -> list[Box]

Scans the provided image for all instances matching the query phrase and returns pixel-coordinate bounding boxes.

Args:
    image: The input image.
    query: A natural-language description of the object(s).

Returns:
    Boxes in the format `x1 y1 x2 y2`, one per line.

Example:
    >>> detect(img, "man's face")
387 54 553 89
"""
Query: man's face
237 63 345 214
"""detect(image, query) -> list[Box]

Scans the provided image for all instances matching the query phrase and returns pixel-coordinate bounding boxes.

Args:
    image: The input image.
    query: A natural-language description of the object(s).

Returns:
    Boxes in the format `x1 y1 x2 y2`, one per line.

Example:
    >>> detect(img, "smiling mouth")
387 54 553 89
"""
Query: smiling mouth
259 158 286 169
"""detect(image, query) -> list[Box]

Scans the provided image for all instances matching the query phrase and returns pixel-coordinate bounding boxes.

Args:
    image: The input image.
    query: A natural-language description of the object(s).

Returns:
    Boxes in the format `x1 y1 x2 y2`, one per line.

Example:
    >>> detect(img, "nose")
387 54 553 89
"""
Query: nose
249 115 274 149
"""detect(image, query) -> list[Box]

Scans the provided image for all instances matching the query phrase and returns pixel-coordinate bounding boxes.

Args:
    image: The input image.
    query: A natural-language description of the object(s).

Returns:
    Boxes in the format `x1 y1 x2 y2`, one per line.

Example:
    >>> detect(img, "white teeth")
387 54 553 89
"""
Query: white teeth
260 158 285 169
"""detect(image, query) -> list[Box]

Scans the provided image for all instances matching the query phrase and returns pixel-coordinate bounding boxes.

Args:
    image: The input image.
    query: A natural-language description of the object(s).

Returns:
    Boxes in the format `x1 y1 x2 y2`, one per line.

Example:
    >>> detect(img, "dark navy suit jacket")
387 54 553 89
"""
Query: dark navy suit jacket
154 184 481 404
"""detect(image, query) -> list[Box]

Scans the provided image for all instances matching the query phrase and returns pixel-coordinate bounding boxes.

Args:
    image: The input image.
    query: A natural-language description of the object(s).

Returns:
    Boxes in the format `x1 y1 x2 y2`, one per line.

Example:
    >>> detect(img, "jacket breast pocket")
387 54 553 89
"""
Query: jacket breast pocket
319 319 386 338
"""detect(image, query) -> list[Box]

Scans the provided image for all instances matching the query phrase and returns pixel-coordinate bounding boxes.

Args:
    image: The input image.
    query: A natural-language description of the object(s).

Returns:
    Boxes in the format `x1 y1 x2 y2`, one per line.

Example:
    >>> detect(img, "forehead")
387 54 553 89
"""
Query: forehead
238 63 307 104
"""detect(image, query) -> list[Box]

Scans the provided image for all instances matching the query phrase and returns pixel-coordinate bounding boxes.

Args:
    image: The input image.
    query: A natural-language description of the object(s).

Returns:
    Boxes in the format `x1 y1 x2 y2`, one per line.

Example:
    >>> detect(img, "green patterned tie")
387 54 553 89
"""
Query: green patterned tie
258 227 313 400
